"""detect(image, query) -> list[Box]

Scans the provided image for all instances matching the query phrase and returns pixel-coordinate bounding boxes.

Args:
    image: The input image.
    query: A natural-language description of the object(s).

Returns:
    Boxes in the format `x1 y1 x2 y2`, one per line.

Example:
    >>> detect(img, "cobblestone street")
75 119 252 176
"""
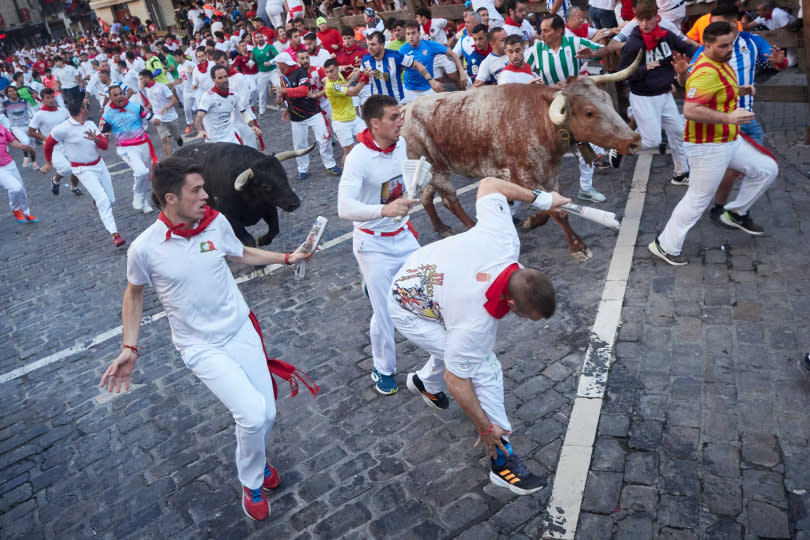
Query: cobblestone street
1 97 809 538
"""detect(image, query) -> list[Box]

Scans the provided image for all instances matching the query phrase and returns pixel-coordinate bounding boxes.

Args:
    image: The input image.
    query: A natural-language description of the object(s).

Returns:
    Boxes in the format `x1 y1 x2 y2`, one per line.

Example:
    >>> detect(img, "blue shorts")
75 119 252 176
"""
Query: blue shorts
740 118 764 144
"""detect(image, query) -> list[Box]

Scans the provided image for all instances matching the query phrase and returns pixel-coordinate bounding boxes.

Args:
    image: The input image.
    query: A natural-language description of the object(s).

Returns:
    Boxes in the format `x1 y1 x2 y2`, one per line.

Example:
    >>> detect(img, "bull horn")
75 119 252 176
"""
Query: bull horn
549 93 569 126
275 142 317 162
234 168 254 191
589 50 643 84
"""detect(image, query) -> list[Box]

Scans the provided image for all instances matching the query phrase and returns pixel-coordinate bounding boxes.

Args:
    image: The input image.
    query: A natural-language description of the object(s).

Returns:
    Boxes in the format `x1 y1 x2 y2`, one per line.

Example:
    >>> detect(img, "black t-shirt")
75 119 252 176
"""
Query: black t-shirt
281 66 320 121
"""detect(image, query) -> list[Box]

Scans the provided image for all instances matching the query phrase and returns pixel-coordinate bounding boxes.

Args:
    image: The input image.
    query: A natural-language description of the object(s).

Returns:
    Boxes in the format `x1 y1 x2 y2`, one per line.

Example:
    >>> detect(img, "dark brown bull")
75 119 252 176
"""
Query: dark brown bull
401 57 642 261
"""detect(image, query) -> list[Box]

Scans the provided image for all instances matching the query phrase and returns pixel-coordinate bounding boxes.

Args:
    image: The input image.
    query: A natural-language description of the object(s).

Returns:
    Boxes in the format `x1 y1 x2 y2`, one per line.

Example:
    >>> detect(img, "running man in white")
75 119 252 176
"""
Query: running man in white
388 177 569 495
195 65 258 145
28 88 82 197
140 69 183 157
43 99 126 247
337 94 419 395
99 156 317 522
0 123 38 224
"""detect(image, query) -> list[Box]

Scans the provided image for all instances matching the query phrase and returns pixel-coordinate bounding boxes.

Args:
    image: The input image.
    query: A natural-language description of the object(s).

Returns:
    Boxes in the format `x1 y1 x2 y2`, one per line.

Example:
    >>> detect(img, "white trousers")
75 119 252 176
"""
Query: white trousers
181 318 277 490
0 161 30 214
181 86 196 125
257 71 281 115
629 91 689 175
353 228 420 375
266 2 284 27
290 114 336 173
10 126 31 147
388 299 512 432
116 143 152 203
51 145 72 177
658 137 778 255
576 144 602 192
73 160 118 234
235 118 259 150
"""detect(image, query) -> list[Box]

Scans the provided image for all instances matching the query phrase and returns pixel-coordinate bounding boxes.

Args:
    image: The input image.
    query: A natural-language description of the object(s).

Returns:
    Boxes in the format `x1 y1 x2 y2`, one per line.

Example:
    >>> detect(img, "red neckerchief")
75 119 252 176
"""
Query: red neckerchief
567 24 589 38
228 67 238 76
473 44 492 56
40 105 59 111
503 63 532 74
640 20 668 51
211 85 229 97
109 99 129 110
196 61 208 73
357 129 396 154
145 80 155 88
422 20 432 35
283 65 299 76
484 263 520 318
158 205 219 241
763 10 772 19
505 16 519 27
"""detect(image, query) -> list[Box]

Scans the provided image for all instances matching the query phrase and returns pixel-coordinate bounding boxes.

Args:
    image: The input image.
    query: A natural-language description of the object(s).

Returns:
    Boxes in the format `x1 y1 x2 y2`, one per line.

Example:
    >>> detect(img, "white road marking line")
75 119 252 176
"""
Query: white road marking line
543 153 653 539
0 182 480 385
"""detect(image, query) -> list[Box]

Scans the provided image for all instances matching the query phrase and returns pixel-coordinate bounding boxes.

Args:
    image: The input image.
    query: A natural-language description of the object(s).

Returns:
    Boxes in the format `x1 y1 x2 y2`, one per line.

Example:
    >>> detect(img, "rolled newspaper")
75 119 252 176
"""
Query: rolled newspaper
561 202 621 231
395 157 433 222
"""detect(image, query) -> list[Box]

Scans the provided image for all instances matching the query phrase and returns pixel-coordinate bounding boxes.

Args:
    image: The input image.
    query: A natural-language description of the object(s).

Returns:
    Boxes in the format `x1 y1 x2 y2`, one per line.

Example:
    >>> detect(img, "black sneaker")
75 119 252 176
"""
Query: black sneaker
658 141 667 155
670 172 689 186
51 179 60 195
176 136 184 147
489 453 547 495
72 187 83 197
648 238 688 266
720 211 764 236
406 373 449 410
798 353 810 382
608 148 622 168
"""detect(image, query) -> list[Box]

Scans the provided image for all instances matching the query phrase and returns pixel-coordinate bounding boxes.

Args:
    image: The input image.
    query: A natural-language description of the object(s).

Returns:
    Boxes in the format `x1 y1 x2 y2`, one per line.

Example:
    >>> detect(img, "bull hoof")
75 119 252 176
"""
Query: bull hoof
570 247 593 262
257 235 275 246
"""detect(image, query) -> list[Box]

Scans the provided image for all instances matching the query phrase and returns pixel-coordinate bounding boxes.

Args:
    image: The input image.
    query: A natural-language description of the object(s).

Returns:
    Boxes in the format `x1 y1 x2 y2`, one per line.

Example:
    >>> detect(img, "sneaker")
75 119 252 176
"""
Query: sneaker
176 136 184 147
31 162 40 170
25 214 38 223
670 173 689 186
263 463 280 491
371 366 397 395
709 204 728 226
489 453 547 496
607 148 622 168
298 172 308 180
72 187 83 196
578 187 607 203
112 233 126 248
658 141 667 155
720 211 765 236
406 373 449 410
51 179 60 196
184 126 192 134
142 202 154 214
22 157 30 168
648 238 688 266
325 166 343 176
798 353 810 381
12 209 26 223
132 195 143 211
241 486 270 521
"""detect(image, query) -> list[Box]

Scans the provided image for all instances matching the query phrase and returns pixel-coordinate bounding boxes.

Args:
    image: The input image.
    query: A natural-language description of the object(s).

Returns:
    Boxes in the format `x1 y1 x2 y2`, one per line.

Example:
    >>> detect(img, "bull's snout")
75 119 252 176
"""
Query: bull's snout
283 198 301 212
620 134 642 155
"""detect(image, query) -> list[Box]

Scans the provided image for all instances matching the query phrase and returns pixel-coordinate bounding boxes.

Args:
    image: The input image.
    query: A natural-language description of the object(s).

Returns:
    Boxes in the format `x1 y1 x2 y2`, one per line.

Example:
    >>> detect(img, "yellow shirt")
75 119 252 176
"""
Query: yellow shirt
324 74 357 123
684 53 739 144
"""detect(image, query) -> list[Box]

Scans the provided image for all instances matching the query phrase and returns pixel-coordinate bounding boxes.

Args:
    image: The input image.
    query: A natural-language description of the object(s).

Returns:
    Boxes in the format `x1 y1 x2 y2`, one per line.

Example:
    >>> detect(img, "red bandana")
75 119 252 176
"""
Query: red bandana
40 105 59 111
640 21 668 51
158 205 220 241
422 20 432 35
211 85 230 97
109 99 129 110
566 24 588 38
503 63 532 74
228 67 238 77
145 80 155 88
473 44 492 56
357 129 396 154
483 263 520 319
197 62 208 73
504 16 519 27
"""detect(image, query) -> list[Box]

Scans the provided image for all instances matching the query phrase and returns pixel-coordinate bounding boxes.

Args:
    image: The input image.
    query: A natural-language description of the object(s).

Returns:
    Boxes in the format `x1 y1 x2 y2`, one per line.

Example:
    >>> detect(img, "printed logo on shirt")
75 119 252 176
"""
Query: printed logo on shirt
380 175 404 204
199 240 217 253
476 272 491 282
687 87 697 98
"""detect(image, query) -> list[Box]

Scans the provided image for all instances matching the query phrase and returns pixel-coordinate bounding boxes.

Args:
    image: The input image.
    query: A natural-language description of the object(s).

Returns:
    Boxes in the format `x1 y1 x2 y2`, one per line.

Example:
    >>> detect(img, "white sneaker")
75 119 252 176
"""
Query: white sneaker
142 202 154 214
132 194 143 211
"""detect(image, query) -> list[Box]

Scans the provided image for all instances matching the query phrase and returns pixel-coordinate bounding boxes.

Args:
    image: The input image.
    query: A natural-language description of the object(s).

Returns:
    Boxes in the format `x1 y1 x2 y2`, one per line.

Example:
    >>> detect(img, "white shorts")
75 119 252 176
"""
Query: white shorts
432 54 457 78
10 126 30 146
333 117 365 147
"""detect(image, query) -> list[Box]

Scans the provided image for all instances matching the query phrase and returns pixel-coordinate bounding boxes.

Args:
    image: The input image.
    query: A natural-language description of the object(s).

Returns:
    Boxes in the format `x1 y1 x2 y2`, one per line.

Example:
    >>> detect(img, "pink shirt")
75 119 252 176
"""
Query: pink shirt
0 125 15 167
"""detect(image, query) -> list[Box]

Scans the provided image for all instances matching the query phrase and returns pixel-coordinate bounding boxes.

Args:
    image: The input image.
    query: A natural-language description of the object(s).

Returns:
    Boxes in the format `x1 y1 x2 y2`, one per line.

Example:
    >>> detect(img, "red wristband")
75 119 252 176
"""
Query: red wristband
122 344 140 355
284 252 291 265
478 423 494 435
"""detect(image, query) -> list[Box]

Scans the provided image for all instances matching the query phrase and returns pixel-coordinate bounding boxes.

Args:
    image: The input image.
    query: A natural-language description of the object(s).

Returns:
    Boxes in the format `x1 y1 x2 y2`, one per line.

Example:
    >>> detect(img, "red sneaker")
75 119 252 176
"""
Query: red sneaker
12 209 25 223
242 486 270 521
25 214 39 223
263 463 280 491
112 233 126 248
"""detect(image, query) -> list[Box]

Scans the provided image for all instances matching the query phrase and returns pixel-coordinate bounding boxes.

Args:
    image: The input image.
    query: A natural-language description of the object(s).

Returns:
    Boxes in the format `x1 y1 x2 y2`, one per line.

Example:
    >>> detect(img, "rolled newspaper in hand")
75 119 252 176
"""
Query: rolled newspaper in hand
561 202 621 231
395 157 433 222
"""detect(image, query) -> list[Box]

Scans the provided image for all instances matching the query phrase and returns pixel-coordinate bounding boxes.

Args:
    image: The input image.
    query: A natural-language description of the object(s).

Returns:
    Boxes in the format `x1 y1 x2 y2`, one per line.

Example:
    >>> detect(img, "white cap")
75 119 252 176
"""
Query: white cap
271 52 297 66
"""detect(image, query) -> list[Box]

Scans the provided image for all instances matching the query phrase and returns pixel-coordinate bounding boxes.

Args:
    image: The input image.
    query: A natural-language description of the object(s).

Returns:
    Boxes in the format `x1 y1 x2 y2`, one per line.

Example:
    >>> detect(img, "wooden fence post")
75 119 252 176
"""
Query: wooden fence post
802 0 810 143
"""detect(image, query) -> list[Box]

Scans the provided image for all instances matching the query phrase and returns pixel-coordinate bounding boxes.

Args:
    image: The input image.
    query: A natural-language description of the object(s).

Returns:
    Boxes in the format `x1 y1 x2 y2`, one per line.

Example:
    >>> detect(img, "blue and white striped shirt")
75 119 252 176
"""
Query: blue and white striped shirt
691 31 773 111
360 49 414 103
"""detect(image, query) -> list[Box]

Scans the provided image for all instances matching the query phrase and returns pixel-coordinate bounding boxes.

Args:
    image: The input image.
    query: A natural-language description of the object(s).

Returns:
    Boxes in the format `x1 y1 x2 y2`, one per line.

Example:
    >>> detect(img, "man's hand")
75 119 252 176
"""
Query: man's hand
21 145 35 153
195 129 207 139
576 48 597 59
473 424 511 459
765 47 785 67
729 108 755 125
739 84 756 97
288 243 316 264
274 86 287 95
429 79 444 92
100 349 138 393
381 197 418 218
251 124 261 136
39 163 53 174
83 129 98 141
529 76 545 85
645 60 661 71
549 191 572 208
153 117 162 126
671 52 690 76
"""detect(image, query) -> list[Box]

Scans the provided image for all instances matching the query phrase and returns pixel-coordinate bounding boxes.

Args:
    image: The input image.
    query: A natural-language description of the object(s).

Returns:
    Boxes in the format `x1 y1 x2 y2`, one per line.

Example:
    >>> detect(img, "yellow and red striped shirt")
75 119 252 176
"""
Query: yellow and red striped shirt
683 53 739 144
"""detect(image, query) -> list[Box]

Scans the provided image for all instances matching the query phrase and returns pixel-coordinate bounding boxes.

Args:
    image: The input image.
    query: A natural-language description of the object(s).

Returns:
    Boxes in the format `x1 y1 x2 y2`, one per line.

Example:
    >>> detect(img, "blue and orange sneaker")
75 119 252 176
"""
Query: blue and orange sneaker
242 486 270 521
371 366 397 395
263 463 280 491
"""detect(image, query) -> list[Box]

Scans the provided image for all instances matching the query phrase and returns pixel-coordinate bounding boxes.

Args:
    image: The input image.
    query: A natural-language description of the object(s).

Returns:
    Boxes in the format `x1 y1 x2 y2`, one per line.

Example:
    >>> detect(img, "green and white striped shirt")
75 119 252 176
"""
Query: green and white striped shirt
526 36 601 85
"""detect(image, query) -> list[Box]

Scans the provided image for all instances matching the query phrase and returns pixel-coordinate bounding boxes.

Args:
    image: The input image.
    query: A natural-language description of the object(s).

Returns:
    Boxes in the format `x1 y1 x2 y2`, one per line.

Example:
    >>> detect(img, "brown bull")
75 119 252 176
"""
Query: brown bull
401 63 641 261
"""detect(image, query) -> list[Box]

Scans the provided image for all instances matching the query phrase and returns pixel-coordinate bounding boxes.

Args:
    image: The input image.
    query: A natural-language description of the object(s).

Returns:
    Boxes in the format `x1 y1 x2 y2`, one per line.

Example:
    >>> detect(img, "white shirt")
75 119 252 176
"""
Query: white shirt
472 0 504 23
198 89 242 142
192 61 216 96
145 82 179 122
504 18 537 42
127 212 249 351
308 47 332 68
53 65 80 89
588 0 615 10
475 53 509 85
50 118 103 163
29 107 70 135
613 17 685 42
337 137 411 232
178 60 196 91
390 193 519 377
422 18 449 45
754 7 795 30
497 65 535 84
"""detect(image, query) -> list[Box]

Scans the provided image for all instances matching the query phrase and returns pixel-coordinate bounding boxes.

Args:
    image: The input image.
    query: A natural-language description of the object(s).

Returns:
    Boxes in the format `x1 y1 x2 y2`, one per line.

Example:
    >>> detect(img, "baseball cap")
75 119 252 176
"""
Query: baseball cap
271 52 296 66
364 7 375 17
316 16 327 25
